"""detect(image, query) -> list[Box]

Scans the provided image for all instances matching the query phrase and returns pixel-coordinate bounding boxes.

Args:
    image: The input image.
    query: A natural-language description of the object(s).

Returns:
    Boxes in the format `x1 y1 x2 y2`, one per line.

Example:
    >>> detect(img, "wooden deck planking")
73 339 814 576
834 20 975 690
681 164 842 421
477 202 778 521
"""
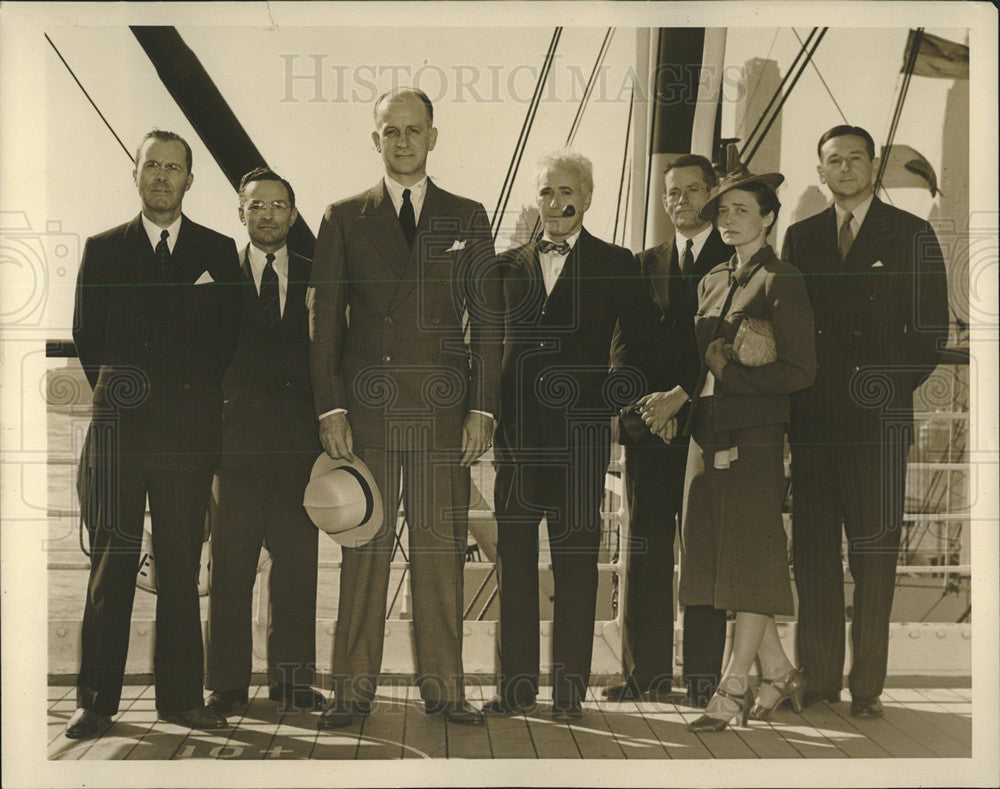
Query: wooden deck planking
46 682 973 761
589 697 671 760
48 685 74 711
883 688 972 753
443 682 493 760
480 685 537 759
523 689 581 759
823 701 935 758
792 701 891 759
217 686 282 760
400 685 447 759
78 689 155 761
355 683 408 760
634 700 714 759
733 720 806 759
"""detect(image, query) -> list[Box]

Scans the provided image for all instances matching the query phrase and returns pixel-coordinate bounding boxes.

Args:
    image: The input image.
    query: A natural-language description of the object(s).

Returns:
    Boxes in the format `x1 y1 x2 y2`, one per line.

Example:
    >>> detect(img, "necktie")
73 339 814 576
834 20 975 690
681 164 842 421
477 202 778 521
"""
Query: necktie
155 229 170 271
538 239 571 255
260 253 281 328
838 212 855 262
682 237 694 273
400 188 416 248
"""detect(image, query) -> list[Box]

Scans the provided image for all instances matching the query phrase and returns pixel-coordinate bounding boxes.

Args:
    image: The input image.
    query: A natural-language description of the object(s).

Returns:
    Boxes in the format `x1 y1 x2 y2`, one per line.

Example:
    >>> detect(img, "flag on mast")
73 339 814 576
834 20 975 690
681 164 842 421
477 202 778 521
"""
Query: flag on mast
903 30 969 79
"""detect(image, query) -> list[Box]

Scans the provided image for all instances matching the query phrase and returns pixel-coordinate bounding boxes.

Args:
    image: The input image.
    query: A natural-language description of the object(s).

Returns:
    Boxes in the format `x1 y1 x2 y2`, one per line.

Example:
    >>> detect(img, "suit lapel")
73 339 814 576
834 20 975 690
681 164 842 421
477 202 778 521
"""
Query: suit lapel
647 241 673 315
842 197 890 273
285 252 309 328
357 181 410 277
387 179 444 313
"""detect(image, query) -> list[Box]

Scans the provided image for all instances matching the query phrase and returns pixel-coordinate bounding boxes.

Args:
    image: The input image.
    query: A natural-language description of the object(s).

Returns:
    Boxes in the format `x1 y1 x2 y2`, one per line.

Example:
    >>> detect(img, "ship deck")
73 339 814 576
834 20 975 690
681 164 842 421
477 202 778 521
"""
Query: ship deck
48 678 971 761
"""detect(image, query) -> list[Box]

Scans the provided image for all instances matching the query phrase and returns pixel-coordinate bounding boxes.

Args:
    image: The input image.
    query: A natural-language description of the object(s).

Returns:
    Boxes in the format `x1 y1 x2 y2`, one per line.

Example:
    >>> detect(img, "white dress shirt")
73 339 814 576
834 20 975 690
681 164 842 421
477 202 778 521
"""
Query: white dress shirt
140 213 182 254
674 222 714 271
246 243 289 316
834 193 874 239
384 174 428 223
539 229 581 296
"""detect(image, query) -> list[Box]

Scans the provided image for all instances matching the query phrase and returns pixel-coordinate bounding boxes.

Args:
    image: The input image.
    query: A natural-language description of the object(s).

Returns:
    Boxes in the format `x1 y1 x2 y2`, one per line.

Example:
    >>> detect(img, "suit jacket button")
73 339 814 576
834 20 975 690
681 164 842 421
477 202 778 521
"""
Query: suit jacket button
382 355 391 362
285 381 291 387
851 366 860 374
854 330 862 337
432 317 440 325
384 316 393 324
184 383 191 390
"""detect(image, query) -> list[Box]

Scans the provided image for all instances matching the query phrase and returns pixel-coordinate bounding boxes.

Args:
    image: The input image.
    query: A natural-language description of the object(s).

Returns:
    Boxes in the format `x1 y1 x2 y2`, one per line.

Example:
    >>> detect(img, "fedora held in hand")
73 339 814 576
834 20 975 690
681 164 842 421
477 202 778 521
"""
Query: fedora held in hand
303 454 384 548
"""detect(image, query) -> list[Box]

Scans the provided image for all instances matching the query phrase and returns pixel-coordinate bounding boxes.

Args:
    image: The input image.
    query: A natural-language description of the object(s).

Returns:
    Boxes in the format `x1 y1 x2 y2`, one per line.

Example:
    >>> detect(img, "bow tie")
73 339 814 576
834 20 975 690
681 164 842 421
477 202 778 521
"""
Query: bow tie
538 239 571 255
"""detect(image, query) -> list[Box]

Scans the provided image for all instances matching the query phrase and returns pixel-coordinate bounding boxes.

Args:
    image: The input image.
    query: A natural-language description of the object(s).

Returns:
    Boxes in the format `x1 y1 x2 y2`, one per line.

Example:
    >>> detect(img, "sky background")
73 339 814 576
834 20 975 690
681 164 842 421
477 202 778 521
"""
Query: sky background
1 4 998 788
9 18 972 338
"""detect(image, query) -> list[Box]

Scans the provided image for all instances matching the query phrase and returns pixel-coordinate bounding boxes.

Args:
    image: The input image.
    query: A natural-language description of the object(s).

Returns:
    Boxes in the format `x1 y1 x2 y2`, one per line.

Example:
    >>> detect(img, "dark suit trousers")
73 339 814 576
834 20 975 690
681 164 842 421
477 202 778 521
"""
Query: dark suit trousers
622 442 727 701
205 459 318 692
331 446 469 705
494 426 610 710
77 458 210 715
792 439 908 699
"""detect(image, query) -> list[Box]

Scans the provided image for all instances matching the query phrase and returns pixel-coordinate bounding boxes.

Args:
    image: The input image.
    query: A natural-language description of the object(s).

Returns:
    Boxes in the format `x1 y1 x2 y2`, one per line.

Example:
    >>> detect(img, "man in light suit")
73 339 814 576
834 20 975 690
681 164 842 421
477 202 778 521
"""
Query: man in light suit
606 155 731 707
782 125 949 718
485 150 645 720
309 87 502 727
68 130 242 738
205 168 325 714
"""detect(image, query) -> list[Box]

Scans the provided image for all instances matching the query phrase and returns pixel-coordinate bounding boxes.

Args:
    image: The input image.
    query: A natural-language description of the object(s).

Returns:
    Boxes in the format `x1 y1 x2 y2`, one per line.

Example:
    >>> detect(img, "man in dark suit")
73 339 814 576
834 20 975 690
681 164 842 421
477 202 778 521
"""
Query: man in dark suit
484 150 645 720
67 130 242 738
204 168 325 714
782 125 949 718
605 155 731 707
309 87 502 727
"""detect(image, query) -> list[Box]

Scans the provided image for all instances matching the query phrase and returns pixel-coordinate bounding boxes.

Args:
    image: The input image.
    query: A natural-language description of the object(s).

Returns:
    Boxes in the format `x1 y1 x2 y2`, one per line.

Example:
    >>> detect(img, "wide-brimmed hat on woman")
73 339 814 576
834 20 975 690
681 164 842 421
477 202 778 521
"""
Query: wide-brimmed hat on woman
699 168 785 222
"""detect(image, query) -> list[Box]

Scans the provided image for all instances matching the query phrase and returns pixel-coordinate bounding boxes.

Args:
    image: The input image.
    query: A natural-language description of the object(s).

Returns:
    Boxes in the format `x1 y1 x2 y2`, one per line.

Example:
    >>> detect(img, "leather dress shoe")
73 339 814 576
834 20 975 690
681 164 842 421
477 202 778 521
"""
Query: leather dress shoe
269 683 327 710
205 689 248 714
158 706 229 730
803 690 842 708
424 699 485 725
551 703 583 721
65 708 112 740
602 682 642 702
482 695 536 715
850 695 884 718
317 701 371 729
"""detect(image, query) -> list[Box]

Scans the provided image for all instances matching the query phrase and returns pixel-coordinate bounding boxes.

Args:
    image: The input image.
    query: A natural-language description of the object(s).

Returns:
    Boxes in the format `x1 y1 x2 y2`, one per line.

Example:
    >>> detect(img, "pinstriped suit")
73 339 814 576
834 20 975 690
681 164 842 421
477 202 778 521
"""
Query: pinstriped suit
782 197 949 700
608 230 732 702
309 179 502 706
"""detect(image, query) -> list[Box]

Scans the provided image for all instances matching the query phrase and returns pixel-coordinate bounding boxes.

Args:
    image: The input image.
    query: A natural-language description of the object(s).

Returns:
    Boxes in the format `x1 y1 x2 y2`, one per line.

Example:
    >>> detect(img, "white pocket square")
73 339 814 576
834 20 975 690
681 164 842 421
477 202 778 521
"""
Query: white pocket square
194 271 215 285
871 260 885 268
446 239 466 252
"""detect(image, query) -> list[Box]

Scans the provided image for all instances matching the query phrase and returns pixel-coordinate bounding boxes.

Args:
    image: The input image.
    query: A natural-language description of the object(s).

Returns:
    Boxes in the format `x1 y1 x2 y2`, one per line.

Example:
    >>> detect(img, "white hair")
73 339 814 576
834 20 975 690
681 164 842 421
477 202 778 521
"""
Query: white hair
537 149 594 196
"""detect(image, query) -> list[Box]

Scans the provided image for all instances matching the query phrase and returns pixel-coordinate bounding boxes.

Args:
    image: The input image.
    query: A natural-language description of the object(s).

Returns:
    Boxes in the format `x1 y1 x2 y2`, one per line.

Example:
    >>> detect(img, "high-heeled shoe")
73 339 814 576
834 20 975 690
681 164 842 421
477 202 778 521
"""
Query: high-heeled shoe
748 666 806 721
687 683 753 732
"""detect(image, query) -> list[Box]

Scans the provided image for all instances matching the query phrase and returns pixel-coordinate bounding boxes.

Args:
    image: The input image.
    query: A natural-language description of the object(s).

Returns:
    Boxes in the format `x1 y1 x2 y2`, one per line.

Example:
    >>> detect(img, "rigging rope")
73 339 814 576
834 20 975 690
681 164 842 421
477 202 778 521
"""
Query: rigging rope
491 27 563 241
875 28 924 193
565 28 616 146
613 78 635 245
45 34 133 163
791 27 849 125
739 27 817 162
745 28 828 167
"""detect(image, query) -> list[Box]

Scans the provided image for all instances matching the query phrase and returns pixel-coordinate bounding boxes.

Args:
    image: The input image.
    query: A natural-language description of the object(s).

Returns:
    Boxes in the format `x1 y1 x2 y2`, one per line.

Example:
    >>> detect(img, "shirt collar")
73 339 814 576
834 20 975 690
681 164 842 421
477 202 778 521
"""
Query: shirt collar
140 213 182 253
247 243 289 277
540 228 582 254
384 174 428 204
674 223 714 263
835 193 874 230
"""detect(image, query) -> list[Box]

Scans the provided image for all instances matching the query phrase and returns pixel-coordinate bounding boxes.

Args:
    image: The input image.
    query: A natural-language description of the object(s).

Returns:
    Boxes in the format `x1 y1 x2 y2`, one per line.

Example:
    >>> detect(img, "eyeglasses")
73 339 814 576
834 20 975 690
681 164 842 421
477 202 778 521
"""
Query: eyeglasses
244 200 292 212
141 160 186 174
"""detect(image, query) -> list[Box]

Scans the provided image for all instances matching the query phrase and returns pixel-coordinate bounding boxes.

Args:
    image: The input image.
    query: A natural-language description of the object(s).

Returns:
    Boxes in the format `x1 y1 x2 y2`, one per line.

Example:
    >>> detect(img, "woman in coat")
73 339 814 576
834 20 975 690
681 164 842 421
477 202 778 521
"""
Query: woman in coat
678 169 816 731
